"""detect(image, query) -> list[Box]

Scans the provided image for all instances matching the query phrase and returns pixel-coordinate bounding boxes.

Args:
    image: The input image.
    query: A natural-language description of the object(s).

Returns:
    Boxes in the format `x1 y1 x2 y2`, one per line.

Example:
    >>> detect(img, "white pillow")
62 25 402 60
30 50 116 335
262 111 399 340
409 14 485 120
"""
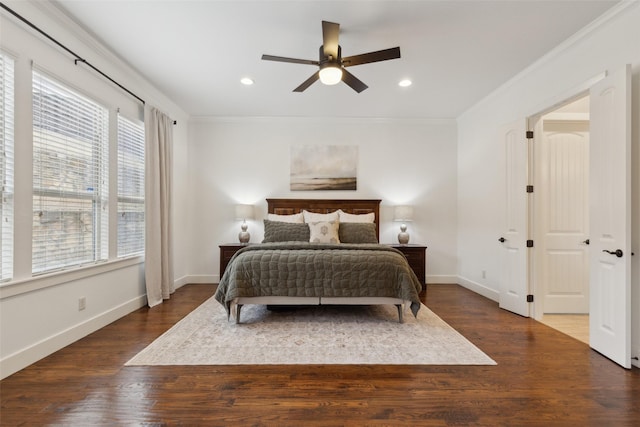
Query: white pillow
308 221 340 244
302 209 339 223
267 212 304 223
337 209 375 223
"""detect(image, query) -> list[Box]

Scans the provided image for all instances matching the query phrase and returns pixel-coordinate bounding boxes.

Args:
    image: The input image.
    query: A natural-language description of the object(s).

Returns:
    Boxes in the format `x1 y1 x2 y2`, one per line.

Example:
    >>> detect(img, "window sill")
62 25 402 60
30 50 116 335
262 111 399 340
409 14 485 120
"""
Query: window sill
0 256 144 300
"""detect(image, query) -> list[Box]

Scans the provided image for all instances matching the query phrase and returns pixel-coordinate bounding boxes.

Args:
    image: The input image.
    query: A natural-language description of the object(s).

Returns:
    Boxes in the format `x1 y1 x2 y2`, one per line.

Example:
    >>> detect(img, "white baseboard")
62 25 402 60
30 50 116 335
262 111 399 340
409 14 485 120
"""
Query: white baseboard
180 275 457 286
0 295 146 380
174 275 218 288
457 276 500 302
183 274 454 286
173 275 190 289
425 275 458 284
181 274 217 284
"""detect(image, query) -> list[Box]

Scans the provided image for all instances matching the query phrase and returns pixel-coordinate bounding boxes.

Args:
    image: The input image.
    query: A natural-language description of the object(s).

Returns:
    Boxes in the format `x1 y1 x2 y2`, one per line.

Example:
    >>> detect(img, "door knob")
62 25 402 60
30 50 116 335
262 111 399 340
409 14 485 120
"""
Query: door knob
602 249 623 258
582 239 590 245
498 237 506 243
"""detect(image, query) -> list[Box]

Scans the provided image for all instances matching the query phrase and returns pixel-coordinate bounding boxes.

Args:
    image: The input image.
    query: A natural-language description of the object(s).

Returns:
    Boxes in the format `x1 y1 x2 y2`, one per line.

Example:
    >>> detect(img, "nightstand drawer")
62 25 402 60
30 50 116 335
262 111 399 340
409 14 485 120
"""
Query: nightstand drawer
219 243 251 279
389 244 427 290
402 251 423 263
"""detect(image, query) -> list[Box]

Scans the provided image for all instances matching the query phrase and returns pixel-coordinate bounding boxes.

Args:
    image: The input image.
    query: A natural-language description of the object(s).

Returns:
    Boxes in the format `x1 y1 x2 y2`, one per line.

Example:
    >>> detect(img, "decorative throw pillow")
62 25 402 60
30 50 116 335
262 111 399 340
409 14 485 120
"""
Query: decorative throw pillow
308 221 340 244
339 222 378 244
337 209 375 223
302 209 339 223
262 219 310 243
267 212 304 223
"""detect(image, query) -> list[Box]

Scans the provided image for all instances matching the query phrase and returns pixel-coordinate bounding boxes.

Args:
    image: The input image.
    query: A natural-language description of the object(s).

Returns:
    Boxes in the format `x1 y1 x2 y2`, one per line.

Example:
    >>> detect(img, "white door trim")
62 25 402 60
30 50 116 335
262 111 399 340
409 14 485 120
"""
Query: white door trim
498 119 530 317
532 115 590 316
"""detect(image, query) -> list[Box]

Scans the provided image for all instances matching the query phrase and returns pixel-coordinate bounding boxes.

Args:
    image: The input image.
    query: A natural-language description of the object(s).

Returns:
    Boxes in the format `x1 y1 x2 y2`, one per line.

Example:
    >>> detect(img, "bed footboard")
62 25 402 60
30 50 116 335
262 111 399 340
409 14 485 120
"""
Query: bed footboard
233 297 407 324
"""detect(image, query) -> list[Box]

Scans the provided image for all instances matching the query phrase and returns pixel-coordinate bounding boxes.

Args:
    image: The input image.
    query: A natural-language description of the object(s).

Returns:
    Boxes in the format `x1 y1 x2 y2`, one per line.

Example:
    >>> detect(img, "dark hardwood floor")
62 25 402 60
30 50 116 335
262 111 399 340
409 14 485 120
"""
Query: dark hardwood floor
1 284 638 426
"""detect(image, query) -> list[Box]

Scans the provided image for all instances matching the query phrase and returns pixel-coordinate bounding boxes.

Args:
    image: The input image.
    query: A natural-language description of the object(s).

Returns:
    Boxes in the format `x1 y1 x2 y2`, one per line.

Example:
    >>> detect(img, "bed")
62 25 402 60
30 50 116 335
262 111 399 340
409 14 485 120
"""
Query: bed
214 198 422 323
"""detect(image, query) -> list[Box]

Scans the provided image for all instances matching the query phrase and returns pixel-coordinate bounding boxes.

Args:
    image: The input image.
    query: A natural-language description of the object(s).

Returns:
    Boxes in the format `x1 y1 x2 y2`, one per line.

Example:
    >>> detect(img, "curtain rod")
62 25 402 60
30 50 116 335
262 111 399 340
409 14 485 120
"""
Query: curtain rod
0 2 146 105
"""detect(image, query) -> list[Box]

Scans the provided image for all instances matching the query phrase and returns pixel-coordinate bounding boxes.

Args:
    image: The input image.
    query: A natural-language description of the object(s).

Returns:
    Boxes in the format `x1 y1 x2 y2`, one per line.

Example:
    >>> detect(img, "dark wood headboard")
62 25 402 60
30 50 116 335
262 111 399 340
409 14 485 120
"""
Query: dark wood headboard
267 198 381 239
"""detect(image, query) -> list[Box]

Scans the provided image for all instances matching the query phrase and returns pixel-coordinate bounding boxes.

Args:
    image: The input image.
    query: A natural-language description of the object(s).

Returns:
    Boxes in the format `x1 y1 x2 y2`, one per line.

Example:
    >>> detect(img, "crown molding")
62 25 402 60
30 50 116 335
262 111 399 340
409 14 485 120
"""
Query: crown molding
189 115 457 126
458 0 638 120
3 0 187 116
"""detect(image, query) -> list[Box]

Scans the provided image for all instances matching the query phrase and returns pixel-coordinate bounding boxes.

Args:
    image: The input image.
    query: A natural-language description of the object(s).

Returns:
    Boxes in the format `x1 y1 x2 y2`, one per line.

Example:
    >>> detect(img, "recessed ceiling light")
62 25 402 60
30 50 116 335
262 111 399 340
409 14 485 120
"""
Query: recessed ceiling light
240 77 254 85
398 79 412 87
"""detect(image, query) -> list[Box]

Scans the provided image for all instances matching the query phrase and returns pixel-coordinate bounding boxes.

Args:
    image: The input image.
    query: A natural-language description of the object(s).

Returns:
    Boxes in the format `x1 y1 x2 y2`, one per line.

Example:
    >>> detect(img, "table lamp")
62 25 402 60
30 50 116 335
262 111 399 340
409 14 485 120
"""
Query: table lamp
235 204 255 243
393 205 414 244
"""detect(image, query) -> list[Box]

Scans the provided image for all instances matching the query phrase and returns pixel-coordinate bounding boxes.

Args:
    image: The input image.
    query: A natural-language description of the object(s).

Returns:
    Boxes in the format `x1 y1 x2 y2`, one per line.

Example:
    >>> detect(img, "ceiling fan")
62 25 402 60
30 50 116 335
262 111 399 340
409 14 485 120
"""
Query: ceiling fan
261 20 401 93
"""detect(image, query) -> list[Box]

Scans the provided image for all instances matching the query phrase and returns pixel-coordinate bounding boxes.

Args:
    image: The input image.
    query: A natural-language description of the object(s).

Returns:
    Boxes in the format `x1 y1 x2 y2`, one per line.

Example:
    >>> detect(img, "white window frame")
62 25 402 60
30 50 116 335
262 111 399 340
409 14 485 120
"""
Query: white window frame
117 113 145 258
31 69 109 274
0 52 15 282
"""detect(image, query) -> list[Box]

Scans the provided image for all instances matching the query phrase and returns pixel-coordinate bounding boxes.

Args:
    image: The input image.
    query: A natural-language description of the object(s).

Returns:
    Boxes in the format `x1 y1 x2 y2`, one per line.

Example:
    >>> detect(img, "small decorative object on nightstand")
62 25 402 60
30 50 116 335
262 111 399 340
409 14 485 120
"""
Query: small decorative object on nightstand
235 204 254 243
393 205 414 244
390 243 427 290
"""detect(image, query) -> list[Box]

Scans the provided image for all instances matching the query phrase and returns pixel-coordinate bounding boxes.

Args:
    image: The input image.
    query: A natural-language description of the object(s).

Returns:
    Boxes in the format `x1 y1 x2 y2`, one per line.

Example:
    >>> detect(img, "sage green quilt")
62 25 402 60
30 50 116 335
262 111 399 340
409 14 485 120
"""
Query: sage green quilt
214 242 422 317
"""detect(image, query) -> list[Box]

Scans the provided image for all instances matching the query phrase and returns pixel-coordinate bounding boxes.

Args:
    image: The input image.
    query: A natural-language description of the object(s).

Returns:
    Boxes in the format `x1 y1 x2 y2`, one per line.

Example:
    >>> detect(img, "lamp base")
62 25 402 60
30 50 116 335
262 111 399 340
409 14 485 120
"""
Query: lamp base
398 232 410 244
238 222 250 243
398 223 410 244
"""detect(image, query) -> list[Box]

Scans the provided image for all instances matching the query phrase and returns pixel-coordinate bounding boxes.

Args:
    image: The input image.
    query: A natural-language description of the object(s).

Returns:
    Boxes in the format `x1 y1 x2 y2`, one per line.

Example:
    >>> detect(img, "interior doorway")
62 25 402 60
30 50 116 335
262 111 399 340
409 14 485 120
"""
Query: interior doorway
532 95 590 343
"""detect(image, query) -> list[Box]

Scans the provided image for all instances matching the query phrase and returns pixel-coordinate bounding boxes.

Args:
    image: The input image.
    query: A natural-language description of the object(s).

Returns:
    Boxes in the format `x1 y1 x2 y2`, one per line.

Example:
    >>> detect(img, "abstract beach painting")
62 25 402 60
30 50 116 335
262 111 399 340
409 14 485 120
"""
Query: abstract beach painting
290 145 357 191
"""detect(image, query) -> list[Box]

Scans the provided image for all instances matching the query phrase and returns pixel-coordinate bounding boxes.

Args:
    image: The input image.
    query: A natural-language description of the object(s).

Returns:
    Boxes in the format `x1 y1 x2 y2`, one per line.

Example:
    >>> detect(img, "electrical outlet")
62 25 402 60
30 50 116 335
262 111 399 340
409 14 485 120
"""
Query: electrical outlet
482 270 486 279
78 296 86 311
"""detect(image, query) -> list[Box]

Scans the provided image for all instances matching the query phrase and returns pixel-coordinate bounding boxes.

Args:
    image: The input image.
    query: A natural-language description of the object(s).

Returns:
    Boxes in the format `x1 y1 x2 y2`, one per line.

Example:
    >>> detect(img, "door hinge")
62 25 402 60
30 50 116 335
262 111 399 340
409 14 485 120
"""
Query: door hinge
526 130 534 139
526 185 534 193
527 294 534 303
526 240 534 248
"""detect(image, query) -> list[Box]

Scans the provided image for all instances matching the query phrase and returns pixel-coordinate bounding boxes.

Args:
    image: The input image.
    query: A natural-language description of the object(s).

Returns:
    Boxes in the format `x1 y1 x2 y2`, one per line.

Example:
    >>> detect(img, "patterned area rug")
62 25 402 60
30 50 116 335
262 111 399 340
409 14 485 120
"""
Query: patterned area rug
126 297 496 365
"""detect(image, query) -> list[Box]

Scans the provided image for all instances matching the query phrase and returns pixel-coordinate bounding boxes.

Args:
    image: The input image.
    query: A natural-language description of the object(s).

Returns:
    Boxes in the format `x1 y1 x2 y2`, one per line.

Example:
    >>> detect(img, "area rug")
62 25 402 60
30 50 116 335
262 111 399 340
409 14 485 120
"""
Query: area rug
126 297 496 366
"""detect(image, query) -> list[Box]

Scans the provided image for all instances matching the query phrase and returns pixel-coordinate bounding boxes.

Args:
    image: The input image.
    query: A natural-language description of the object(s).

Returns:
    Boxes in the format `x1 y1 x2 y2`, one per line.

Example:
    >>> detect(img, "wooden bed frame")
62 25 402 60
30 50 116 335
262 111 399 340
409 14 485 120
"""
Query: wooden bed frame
233 198 407 323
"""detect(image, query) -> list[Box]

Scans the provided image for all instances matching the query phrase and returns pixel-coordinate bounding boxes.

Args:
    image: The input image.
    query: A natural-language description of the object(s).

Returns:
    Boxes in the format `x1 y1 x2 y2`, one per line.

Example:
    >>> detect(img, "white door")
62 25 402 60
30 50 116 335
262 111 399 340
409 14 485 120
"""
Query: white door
539 119 590 313
499 120 530 317
589 65 631 368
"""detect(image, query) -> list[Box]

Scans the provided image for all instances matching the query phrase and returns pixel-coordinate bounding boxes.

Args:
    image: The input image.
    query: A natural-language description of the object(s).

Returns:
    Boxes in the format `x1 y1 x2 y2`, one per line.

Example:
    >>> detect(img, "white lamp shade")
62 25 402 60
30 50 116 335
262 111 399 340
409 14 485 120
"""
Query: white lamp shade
319 65 343 85
393 205 414 222
235 204 255 221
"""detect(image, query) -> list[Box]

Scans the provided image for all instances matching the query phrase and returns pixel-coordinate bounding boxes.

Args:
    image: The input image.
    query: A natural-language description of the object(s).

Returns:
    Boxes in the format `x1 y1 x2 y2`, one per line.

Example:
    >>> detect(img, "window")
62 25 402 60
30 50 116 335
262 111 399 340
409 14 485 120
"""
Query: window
32 71 109 274
117 114 144 257
0 53 14 281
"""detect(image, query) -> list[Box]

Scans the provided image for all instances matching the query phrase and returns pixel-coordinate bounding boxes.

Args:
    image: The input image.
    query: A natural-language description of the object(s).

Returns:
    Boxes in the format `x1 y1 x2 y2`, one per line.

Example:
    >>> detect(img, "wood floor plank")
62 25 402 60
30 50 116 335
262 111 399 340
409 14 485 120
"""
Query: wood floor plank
1 284 638 426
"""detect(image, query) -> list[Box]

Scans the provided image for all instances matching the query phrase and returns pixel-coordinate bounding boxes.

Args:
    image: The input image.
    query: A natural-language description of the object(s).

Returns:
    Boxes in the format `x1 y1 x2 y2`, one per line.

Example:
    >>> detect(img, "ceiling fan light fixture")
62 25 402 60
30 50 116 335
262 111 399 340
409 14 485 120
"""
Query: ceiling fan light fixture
319 64 343 85
262 21 400 92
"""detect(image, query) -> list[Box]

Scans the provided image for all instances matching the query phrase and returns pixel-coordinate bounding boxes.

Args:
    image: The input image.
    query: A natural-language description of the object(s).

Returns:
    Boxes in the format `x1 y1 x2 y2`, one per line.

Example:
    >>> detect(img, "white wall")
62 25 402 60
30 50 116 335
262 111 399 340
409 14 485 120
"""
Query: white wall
0 1 190 379
186 117 458 284
457 2 640 364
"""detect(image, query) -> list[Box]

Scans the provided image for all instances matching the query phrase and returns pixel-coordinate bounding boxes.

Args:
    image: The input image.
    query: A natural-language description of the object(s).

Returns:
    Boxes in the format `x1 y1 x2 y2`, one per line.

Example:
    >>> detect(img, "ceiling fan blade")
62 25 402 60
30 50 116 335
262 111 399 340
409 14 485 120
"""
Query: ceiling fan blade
341 69 368 93
293 71 320 92
342 47 401 67
322 21 340 59
262 54 319 66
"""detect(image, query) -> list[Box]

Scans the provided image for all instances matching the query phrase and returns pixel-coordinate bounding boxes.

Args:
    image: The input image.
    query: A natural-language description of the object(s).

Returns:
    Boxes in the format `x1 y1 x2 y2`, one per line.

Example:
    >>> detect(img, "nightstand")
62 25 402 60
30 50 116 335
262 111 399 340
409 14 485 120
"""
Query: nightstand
219 243 251 279
389 244 427 290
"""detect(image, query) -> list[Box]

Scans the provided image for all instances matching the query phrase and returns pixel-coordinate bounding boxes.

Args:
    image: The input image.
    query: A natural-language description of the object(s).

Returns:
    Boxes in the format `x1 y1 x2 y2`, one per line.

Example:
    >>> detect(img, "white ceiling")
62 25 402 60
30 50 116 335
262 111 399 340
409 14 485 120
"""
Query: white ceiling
52 0 618 119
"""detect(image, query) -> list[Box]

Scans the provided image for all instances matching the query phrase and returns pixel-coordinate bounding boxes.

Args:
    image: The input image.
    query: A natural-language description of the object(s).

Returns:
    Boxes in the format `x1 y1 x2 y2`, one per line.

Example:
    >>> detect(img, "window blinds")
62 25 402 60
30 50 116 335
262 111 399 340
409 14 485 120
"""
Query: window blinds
117 114 144 257
0 53 14 281
32 70 109 274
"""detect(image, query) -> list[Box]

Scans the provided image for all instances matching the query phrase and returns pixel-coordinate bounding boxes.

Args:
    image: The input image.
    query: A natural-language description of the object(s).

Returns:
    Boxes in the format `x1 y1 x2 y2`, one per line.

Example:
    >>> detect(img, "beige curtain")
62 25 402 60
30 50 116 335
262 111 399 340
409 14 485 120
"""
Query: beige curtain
144 106 174 307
